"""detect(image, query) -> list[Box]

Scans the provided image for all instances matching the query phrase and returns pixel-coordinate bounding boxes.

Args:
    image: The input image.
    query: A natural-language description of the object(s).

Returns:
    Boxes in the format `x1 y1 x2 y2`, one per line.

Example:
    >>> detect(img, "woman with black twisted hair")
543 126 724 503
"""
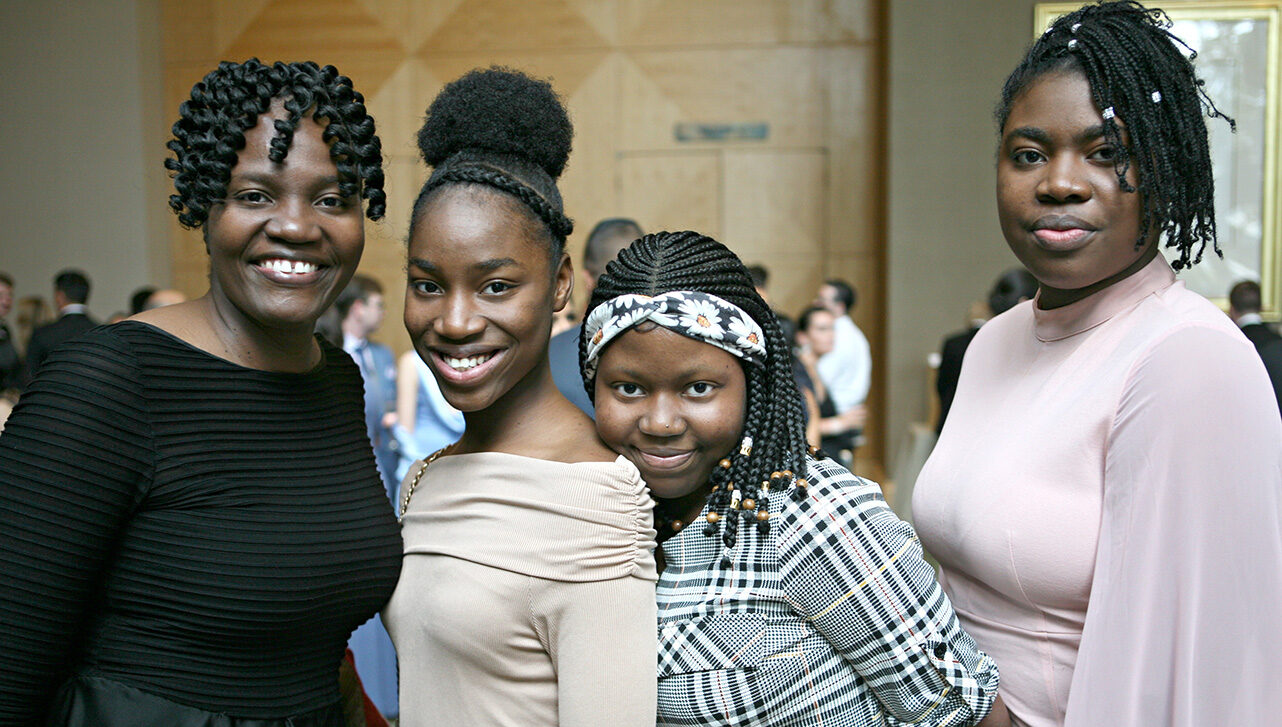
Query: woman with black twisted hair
583 231 1007 726
0 59 401 725
383 68 657 726
914 3 1282 725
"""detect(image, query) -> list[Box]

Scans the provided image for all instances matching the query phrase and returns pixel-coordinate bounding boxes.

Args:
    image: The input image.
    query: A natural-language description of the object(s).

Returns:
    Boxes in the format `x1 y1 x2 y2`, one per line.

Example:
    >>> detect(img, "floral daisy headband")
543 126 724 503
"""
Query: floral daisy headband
582 291 768 382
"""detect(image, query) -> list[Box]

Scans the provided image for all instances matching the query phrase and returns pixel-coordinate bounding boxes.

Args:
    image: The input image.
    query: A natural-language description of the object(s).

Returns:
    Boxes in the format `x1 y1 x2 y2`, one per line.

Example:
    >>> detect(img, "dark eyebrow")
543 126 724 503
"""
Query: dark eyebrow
1005 126 1051 145
476 257 519 272
406 257 520 274
1006 124 1110 147
1074 123 1108 145
608 363 728 382
407 257 437 273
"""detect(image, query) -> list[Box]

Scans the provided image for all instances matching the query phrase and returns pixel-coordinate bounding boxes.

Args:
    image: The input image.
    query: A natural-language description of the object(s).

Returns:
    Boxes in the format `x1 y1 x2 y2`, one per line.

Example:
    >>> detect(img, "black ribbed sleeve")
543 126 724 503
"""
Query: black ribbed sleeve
0 322 403 724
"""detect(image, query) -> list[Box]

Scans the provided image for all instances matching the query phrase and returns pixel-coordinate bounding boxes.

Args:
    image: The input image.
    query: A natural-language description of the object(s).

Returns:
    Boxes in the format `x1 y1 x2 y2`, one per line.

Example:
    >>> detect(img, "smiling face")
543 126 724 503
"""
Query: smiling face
594 324 747 504
997 70 1156 309
404 185 572 413
204 105 364 332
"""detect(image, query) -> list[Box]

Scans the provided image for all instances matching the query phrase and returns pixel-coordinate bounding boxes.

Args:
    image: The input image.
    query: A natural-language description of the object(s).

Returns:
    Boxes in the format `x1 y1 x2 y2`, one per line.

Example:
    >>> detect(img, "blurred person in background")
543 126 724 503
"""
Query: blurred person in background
23 268 97 383
812 278 871 461
548 217 643 416
1228 279 1282 414
0 273 19 390
793 305 865 460
935 268 1037 434
337 274 399 499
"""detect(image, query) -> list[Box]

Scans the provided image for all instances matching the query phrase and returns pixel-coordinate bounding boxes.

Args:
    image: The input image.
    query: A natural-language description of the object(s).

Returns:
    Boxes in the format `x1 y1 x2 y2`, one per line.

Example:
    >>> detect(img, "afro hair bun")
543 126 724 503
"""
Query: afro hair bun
417 67 573 180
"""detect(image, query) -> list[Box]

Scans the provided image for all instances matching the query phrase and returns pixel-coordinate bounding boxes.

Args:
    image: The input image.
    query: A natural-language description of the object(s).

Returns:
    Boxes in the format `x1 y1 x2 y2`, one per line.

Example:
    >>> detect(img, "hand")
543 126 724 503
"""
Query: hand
976 694 1012 727
797 343 818 369
839 404 867 430
381 412 398 429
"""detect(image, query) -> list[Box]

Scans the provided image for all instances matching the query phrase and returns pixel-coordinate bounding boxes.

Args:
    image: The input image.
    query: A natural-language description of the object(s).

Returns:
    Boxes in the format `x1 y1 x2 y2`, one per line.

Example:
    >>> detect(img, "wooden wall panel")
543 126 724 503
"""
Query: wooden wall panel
721 150 827 316
617 152 722 239
618 0 872 45
619 48 827 151
156 0 886 470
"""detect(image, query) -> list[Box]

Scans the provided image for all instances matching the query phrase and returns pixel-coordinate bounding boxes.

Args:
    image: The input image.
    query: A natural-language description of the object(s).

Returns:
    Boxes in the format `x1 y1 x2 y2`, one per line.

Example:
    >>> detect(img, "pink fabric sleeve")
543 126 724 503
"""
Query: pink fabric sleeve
1064 325 1282 726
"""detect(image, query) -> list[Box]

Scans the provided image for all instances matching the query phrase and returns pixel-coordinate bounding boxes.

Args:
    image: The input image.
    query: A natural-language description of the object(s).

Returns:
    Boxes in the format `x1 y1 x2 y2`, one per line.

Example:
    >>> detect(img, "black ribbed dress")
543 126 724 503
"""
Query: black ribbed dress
0 321 403 726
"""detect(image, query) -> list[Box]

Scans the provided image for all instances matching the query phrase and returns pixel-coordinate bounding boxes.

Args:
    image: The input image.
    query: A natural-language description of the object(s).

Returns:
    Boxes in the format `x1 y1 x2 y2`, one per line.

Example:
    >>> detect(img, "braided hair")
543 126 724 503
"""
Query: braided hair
582 231 811 556
165 59 386 229
997 0 1234 270
410 67 574 254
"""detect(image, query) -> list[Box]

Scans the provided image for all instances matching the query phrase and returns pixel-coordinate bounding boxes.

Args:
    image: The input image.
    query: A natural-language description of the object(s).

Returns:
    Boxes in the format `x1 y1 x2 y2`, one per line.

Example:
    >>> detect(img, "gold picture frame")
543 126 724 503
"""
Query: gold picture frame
1034 2 1282 317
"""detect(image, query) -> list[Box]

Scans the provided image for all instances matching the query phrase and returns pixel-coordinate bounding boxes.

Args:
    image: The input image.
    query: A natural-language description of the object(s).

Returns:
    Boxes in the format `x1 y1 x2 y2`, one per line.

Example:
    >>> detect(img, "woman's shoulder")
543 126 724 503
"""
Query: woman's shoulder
37 323 144 376
439 448 640 485
1128 285 1261 374
773 455 890 524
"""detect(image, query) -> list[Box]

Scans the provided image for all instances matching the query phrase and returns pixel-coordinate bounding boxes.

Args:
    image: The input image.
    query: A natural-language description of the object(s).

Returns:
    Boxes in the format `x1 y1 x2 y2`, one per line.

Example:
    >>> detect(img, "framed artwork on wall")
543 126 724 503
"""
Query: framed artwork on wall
1034 1 1282 317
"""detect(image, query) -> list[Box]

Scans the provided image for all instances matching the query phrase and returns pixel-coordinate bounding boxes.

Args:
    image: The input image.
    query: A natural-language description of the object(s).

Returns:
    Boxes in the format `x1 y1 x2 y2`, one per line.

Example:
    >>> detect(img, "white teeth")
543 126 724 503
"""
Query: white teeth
444 352 495 371
261 259 317 274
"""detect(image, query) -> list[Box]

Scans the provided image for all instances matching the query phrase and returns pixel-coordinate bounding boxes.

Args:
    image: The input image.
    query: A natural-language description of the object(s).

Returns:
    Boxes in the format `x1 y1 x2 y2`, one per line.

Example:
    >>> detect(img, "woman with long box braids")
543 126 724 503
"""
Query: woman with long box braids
582 230 1008 726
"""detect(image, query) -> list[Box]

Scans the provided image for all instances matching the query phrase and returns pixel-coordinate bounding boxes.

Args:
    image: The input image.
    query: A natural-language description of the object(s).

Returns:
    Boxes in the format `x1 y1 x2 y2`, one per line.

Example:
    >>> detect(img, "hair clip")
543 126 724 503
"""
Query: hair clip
1151 91 1162 103
739 436 753 457
1071 22 1082 33
1067 39 1078 50
1102 106 1115 120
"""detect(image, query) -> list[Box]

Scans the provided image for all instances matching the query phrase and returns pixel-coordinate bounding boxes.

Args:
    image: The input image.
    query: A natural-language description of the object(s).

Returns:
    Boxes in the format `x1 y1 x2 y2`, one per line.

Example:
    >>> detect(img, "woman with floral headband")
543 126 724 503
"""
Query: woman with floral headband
580 230 1009 726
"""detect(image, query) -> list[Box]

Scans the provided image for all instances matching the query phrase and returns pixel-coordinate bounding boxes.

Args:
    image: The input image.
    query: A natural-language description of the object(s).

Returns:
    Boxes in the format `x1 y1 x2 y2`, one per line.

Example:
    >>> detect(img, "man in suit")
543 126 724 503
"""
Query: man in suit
1228 279 1282 415
337 274 399 501
23 269 97 383
936 268 1038 434
336 276 404 719
548 217 643 417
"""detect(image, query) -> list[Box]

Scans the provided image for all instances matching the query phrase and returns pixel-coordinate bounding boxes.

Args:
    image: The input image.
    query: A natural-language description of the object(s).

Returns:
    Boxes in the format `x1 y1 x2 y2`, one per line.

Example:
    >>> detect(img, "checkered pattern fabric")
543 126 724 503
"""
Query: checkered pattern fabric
656 456 998 726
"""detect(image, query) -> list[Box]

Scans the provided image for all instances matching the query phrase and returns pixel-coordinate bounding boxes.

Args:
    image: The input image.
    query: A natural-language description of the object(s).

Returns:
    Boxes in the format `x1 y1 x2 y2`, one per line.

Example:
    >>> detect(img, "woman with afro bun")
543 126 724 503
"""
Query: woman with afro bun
914 2 1282 725
0 59 401 725
383 68 657 726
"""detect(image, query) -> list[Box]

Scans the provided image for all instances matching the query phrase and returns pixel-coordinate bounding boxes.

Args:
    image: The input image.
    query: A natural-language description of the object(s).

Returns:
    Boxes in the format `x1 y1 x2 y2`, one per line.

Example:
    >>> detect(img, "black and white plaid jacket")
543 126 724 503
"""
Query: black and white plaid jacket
656 455 998 726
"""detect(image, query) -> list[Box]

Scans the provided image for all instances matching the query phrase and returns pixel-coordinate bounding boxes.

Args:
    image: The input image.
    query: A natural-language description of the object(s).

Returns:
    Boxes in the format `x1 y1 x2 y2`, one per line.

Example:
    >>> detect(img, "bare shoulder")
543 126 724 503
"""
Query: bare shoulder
547 404 618 464
129 300 206 338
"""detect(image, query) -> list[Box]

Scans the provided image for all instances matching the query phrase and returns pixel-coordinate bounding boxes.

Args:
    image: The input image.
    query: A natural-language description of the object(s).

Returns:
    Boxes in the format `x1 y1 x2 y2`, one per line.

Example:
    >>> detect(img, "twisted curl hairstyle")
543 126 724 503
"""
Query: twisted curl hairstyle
411 67 574 257
998 0 1234 271
165 59 386 229
582 231 811 555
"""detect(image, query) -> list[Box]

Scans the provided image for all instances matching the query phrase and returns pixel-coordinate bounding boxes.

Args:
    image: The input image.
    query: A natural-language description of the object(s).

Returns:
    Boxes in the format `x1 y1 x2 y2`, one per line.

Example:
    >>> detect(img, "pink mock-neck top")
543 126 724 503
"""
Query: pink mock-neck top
913 255 1282 727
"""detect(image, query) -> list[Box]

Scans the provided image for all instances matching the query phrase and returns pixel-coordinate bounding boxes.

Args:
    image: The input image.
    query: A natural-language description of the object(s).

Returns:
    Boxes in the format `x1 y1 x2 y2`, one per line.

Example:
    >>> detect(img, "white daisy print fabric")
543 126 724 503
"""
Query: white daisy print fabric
582 291 767 381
